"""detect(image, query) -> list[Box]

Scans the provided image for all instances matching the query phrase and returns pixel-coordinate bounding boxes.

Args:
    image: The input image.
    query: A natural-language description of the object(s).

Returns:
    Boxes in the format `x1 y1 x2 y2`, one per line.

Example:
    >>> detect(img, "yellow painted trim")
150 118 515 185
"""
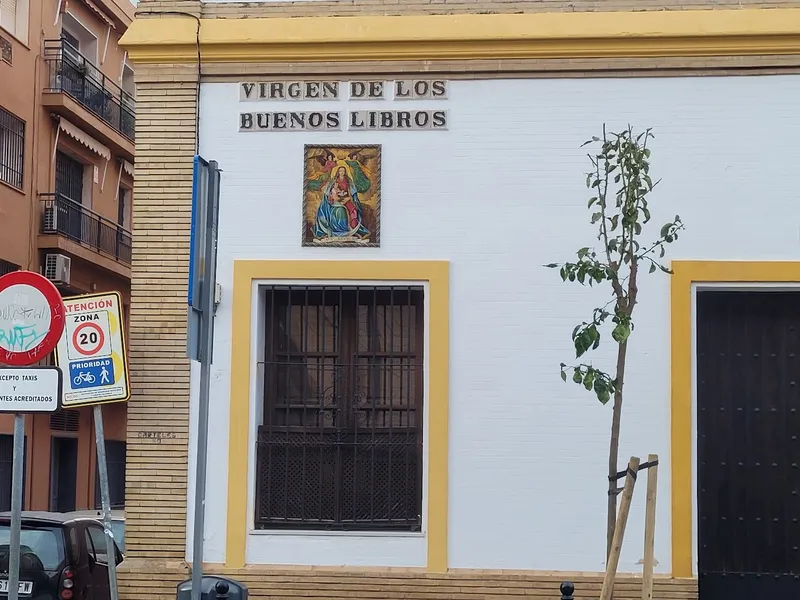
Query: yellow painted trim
121 9 800 64
226 260 450 572
670 260 800 579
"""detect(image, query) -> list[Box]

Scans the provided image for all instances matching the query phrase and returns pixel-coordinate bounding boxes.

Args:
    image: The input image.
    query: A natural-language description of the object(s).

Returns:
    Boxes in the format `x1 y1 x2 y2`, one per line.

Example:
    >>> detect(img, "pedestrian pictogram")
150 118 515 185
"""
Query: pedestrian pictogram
54 292 129 407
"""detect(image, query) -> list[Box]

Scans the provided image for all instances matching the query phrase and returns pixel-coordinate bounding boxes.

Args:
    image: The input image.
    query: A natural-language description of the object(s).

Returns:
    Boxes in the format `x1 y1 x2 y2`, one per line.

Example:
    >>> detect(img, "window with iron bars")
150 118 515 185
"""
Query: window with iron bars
0 106 24 190
0 258 20 276
256 285 424 531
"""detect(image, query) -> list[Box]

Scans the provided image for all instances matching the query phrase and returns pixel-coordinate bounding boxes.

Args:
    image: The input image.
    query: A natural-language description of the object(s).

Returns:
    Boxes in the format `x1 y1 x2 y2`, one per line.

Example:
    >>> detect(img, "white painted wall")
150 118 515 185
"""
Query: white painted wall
187 75 800 573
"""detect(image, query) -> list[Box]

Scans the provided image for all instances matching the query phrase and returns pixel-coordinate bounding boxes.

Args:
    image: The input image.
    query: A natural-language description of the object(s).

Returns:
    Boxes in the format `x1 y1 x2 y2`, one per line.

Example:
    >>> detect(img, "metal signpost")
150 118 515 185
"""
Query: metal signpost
53 291 131 600
0 270 66 600
187 156 222 600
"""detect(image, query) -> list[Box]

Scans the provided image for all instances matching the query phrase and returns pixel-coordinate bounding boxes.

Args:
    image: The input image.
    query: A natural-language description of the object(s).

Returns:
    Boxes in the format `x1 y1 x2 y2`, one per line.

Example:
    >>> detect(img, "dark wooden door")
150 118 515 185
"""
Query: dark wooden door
0 434 27 512
697 290 800 599
50 436 78 512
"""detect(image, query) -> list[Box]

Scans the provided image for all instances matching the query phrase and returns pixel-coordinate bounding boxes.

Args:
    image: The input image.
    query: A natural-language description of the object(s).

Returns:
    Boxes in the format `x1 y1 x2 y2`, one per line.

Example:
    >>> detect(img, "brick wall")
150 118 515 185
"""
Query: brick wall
119 63 197 598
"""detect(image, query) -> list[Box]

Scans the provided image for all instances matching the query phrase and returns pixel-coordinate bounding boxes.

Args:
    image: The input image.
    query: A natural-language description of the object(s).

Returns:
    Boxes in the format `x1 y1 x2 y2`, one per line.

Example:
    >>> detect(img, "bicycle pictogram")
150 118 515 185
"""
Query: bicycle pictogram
73 371 96 386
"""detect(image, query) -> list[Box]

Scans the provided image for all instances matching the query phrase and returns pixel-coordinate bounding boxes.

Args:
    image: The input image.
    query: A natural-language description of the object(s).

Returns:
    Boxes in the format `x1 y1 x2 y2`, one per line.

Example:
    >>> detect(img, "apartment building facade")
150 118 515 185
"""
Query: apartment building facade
0 0 133 513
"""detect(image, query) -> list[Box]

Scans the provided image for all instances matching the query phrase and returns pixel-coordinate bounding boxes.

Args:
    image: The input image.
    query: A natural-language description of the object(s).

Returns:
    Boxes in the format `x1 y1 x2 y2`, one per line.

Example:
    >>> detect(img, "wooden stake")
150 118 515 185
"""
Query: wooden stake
641 454 659 600
600 456 640 600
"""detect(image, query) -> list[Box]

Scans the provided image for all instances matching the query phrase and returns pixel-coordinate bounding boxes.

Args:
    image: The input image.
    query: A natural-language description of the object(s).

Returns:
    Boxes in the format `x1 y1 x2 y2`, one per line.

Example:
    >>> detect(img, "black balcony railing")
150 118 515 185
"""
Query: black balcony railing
41 192 132 264
44 39 135 140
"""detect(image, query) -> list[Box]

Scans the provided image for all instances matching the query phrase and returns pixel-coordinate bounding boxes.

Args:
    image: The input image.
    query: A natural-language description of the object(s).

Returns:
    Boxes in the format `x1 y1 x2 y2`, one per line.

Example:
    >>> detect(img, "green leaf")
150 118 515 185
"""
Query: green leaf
610 214 619 230
544 263 559 269
572 370 583 384
591 212 602 224
588 197 598 208
649 262 657 274
660 223 672 238
583 370 595 391
577 247 590 258
560 369 567 382
612 323 631 343
597 388 611 405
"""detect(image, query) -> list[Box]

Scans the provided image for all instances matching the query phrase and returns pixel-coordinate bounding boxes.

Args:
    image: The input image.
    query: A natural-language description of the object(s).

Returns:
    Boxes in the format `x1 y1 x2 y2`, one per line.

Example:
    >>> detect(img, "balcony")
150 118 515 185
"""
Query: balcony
40 193 132 266
43 39 135 158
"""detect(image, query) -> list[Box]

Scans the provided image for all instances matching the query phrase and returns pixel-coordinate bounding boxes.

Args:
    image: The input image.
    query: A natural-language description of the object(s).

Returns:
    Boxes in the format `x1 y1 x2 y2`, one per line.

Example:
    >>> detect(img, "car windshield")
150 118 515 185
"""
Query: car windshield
0 525 65 572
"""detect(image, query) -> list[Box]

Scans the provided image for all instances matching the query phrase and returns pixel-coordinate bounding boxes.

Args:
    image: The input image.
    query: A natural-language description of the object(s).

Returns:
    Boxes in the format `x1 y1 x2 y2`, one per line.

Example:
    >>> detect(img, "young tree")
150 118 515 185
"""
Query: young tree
545 125 684 558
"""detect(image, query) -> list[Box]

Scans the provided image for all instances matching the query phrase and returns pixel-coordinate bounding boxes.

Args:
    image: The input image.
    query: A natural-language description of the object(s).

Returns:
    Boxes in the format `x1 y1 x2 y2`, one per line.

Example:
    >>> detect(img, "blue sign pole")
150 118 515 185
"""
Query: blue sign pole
188 157 221 600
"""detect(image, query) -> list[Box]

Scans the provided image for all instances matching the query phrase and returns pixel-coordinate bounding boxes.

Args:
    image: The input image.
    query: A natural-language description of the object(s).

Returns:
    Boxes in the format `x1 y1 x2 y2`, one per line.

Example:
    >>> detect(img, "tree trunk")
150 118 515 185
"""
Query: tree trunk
606 339 628 559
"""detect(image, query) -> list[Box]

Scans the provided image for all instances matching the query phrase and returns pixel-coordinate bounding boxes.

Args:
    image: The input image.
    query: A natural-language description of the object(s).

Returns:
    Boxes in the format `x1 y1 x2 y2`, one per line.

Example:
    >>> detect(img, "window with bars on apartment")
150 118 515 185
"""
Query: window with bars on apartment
0 105 24 190
255 285 424 531
0 258 20 276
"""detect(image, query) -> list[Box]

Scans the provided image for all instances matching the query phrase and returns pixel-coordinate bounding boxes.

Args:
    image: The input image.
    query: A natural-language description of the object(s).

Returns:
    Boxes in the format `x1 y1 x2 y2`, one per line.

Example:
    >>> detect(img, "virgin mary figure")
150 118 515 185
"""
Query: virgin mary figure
312 160 370 241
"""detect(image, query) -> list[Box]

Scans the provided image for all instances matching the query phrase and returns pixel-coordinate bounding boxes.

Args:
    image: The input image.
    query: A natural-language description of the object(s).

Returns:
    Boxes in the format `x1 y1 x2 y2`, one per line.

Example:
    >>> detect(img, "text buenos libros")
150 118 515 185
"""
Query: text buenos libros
239 79 449 132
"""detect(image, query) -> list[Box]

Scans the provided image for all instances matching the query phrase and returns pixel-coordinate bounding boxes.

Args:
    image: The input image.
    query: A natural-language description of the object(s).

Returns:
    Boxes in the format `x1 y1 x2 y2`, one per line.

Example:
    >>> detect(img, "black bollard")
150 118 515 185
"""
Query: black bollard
560 581 575 600
215 580 230 600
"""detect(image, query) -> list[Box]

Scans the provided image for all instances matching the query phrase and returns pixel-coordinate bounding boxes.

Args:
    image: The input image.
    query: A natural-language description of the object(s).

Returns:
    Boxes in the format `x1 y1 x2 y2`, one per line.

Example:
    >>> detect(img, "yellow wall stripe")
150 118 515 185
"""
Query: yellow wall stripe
226 260 450 572
121 9 800 64
670 260 800 579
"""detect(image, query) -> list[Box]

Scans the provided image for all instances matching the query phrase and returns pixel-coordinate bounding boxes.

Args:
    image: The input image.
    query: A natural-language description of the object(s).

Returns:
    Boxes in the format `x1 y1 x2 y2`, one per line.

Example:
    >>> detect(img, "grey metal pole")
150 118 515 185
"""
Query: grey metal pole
8 413 25 600
93 405 119 600
191 162 219 600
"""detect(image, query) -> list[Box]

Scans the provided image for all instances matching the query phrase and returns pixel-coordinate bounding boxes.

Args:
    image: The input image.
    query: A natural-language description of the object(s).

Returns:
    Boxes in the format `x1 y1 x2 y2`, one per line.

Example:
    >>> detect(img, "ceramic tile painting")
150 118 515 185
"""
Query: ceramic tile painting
303 144 381 247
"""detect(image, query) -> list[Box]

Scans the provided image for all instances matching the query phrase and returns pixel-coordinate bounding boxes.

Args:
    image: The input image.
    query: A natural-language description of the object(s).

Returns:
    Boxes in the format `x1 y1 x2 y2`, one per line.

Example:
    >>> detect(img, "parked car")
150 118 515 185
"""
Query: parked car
62 511 125 554
0 511 123 600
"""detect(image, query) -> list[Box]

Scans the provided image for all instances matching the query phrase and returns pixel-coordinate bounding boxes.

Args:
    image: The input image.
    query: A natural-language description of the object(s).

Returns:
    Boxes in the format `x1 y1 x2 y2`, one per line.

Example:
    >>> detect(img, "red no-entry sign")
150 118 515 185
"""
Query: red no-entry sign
0 270 66 366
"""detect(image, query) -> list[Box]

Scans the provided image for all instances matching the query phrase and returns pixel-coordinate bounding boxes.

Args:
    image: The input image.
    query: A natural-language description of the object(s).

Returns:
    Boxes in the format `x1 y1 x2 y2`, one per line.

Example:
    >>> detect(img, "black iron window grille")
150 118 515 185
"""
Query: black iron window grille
0 106 25 190
256 285 424 531
0 259 20 276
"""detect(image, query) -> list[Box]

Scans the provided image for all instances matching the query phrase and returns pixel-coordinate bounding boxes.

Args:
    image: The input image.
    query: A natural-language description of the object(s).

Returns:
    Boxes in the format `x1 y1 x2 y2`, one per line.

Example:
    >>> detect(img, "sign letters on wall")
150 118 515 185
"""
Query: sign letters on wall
239 79 450 132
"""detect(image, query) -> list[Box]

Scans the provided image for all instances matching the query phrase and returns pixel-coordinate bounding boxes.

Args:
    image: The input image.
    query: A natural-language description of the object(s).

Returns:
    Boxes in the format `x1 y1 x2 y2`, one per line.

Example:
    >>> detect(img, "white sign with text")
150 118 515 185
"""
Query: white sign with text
0 367 62 413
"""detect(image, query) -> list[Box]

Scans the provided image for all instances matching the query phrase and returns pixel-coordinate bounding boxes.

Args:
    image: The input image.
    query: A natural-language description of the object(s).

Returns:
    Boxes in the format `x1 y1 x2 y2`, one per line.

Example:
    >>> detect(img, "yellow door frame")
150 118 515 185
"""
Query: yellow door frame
671 260 800 578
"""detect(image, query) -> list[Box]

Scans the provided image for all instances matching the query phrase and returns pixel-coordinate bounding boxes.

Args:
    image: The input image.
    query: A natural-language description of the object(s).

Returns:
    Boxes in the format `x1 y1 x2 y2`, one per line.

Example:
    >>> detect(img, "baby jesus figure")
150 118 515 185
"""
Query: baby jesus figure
331 167 360 230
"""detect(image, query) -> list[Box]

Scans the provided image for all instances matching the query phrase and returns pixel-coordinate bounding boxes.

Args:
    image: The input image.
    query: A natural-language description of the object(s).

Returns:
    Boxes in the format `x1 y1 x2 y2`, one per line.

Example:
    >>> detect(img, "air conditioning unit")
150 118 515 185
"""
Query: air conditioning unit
42 201 57 232
44 253 71 286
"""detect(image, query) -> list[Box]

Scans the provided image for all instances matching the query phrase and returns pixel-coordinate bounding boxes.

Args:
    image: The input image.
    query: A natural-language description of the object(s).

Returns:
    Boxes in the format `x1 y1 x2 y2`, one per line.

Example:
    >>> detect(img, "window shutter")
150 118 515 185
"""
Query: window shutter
0 0 17 35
